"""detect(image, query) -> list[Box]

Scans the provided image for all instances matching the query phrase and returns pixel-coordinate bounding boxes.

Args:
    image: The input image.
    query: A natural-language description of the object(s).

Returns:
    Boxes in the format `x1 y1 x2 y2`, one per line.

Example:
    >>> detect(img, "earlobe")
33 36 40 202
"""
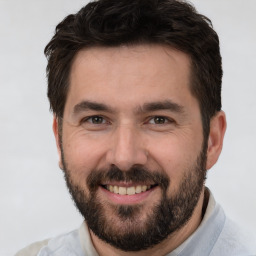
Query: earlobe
206 111 227 170
53 116 64 170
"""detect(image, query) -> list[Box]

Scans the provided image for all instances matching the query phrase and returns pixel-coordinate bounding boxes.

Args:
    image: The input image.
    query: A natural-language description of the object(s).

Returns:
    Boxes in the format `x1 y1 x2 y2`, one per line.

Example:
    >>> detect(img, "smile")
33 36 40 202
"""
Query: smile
102 184 157 195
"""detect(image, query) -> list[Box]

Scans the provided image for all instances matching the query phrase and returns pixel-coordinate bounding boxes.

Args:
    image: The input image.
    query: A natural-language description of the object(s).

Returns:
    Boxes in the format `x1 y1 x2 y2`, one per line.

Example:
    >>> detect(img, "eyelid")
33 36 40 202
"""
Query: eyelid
80 115 110 125
146 116 175 124
78 115 175 127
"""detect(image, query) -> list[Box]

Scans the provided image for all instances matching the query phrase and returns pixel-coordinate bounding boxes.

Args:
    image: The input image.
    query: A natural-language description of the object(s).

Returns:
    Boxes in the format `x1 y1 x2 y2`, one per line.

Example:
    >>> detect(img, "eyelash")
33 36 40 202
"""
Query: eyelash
147 116 174 125
81 115 108 125
80 115 174 126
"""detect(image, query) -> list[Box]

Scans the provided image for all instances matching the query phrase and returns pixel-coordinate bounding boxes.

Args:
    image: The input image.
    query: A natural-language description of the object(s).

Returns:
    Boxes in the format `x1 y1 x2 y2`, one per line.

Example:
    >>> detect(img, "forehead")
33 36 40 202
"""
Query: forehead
65 44 196 115
70 44 191 84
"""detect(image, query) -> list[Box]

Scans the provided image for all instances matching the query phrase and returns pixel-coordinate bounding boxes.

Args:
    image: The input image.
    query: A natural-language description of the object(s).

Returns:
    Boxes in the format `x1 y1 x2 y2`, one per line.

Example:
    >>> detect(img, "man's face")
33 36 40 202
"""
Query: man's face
55 45 207 250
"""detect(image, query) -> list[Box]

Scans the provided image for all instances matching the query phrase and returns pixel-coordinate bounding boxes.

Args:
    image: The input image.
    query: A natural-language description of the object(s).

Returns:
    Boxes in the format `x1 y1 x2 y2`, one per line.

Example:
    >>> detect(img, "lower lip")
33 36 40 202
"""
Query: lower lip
99 186 158 205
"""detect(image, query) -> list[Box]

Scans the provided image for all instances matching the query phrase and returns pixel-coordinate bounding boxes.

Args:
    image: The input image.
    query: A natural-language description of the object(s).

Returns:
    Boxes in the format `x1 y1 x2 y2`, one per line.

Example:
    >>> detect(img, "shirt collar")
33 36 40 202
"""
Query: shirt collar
167 188 226 256
79 188 225 256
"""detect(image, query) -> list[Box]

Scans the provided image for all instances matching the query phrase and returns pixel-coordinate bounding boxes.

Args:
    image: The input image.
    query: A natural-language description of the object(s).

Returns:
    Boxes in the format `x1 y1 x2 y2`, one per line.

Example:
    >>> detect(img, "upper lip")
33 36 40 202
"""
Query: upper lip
101 182 156 187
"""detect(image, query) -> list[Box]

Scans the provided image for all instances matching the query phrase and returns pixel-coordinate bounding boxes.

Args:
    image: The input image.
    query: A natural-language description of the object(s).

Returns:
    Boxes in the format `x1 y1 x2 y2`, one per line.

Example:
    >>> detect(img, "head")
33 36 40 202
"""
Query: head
45 0 222 139
45 0 226 252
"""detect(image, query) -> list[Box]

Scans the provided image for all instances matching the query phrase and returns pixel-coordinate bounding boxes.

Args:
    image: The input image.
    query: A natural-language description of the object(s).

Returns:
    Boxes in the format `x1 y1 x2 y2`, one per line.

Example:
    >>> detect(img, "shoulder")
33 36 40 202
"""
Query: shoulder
15 239 50 256
15 228 84 256
211 217 256 255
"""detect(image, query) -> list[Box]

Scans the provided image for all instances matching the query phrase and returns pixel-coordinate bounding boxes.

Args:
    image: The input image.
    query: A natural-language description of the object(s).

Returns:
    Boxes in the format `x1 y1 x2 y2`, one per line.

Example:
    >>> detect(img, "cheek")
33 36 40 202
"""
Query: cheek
62 130 109 175
151 138 189 172
147 132 202 189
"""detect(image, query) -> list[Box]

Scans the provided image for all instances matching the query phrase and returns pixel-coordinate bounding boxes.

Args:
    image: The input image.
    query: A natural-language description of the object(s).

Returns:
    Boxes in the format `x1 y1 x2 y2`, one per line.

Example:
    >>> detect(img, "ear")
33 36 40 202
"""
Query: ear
53 116 64 170
206 111 227 170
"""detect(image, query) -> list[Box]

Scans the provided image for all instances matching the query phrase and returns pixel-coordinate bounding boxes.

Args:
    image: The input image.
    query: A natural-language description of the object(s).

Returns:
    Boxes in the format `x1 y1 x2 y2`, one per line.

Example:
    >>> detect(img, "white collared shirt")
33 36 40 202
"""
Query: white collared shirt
16 190 256 256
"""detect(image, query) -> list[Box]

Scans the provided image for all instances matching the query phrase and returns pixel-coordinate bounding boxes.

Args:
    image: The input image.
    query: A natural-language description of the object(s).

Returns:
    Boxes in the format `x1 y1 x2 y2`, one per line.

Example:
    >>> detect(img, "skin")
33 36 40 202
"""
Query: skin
53 44 226 256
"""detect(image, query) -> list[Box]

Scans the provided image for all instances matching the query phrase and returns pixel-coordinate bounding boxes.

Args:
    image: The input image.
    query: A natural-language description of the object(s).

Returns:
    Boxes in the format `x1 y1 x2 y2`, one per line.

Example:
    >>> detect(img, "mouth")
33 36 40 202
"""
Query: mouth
101 184 158 195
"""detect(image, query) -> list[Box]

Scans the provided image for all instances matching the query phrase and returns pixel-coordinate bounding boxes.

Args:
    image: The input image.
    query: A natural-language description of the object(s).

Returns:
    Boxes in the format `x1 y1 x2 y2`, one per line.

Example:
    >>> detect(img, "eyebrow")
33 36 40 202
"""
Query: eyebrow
73 100 115 115
140 100 185 114
72 99 185 115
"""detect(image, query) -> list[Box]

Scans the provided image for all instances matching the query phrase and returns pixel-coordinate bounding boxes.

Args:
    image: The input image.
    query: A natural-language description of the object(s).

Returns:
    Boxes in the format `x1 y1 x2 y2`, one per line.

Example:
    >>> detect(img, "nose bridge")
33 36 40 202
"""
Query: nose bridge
106 123 147 170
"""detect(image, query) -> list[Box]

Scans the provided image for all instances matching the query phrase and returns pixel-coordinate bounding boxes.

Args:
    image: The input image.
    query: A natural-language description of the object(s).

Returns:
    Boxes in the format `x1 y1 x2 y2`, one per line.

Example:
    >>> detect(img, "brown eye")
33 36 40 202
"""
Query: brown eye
153 116 166 124
148 116 168 124
91 116 104 124
83 116 106 124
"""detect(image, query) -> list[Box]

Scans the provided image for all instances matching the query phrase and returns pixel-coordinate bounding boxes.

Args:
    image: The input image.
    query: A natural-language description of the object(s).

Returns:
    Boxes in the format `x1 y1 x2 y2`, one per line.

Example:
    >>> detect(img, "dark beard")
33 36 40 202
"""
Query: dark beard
61 143 207 252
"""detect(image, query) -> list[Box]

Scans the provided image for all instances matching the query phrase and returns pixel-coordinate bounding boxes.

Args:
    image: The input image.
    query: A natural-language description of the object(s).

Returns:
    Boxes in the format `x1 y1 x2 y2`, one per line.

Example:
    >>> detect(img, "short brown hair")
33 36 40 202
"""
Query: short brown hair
44 0 222 139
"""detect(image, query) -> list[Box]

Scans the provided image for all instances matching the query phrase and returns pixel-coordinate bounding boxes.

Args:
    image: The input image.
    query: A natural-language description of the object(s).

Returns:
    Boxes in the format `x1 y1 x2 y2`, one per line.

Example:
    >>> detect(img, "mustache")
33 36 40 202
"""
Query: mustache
87 165 170 192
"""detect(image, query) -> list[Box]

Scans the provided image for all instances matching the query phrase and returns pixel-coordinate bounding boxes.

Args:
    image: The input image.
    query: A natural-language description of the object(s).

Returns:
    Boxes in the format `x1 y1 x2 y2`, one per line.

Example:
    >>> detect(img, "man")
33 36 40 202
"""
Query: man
16 0 255 255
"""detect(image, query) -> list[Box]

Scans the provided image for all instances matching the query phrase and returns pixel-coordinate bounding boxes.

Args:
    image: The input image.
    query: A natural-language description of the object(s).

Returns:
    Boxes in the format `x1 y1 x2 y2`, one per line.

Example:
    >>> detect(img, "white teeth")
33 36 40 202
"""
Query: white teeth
114 185 119 194
127 187 136 195
105 185 152 195
142 185 147 192
119 187 127 195
135 186 142 194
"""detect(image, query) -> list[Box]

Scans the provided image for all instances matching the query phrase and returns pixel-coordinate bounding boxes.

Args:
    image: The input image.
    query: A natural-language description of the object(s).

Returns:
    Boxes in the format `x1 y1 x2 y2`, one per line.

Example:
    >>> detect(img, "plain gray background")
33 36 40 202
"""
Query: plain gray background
0 0 255 255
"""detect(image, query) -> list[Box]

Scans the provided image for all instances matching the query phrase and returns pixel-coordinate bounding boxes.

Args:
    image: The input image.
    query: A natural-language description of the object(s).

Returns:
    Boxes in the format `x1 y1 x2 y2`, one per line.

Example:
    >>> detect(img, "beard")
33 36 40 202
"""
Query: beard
61 144 207 252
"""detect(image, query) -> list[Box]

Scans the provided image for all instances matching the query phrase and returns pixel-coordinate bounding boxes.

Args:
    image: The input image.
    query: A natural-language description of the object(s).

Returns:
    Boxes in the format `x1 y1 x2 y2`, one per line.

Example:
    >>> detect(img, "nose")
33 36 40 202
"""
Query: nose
105 124 148 171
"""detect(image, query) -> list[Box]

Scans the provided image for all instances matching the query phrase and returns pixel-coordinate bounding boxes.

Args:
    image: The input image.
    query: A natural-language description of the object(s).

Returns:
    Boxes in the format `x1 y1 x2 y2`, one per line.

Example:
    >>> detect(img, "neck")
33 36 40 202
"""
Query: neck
89 188 207 256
